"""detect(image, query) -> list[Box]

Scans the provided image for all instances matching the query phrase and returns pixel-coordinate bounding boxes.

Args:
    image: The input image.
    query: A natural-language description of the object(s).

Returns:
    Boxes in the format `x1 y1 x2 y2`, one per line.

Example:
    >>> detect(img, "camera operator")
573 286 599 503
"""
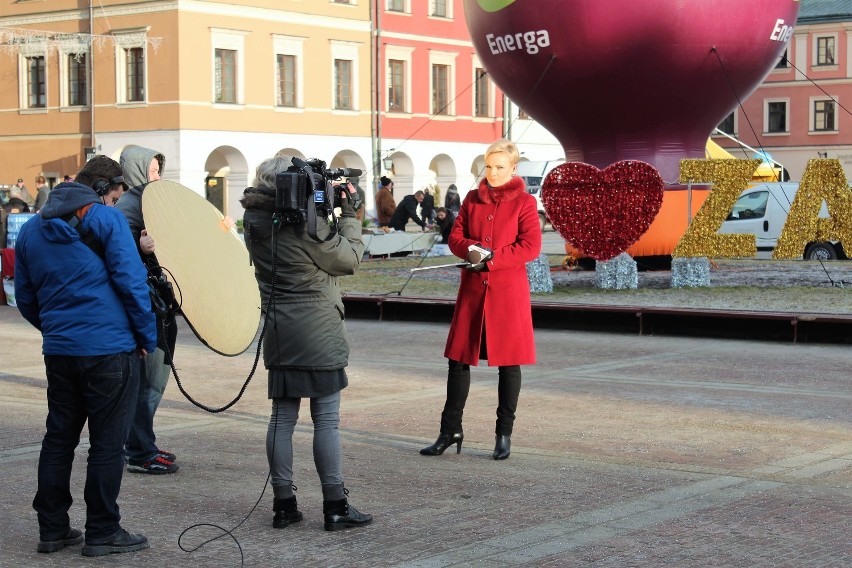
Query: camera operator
240 155 372 532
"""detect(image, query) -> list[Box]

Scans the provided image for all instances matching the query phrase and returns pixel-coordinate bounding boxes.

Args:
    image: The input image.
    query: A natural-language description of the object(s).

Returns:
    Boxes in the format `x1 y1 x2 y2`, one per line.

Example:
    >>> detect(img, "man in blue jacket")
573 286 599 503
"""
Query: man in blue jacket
15 155 157 557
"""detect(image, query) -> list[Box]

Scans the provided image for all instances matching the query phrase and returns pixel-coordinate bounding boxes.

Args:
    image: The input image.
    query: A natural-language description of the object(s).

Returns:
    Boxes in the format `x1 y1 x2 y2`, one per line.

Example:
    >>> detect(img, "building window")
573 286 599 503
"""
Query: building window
125 47 145 102
432 64 449 115
474 67 489 117
215 49 237 103
388 59 405 112
276 54 296 108
766 101 787 133
816 37 835 66
432 0 448 17
717 112 735 135
813 100 836 132
26 56 46 108
211 28 247 106
68 53 87 106
775 48 789 69
387 0 405 12
113 30 148 104
335 59 352 110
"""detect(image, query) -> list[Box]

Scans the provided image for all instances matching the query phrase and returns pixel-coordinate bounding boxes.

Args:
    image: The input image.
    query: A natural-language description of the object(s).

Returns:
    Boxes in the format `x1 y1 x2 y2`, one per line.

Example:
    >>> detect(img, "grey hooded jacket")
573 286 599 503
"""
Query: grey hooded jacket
116 145 165 244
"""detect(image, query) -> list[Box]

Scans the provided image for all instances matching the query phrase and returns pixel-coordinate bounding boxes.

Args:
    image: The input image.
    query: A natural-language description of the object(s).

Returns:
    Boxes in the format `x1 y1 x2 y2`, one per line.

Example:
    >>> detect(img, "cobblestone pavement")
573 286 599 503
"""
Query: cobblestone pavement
0 307 849 567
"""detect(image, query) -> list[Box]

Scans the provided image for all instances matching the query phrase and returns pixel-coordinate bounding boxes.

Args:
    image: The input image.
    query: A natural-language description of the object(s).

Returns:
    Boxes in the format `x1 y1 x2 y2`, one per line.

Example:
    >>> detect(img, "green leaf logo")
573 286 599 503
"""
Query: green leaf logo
476 0 517 12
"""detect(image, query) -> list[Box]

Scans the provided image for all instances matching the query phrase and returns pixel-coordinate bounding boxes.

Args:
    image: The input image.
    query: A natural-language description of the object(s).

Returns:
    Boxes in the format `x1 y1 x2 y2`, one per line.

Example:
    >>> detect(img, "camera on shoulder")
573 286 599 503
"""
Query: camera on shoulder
274 157 361 225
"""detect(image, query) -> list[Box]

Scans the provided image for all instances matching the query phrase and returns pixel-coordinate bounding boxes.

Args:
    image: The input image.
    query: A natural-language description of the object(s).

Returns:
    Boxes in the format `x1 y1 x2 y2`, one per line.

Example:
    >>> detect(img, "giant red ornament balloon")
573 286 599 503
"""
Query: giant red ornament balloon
464 0 800 184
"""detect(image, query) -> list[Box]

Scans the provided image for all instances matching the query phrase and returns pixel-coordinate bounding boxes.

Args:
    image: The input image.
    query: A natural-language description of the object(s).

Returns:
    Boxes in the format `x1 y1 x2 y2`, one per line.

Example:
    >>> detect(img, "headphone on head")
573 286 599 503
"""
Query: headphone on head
93 175 126 197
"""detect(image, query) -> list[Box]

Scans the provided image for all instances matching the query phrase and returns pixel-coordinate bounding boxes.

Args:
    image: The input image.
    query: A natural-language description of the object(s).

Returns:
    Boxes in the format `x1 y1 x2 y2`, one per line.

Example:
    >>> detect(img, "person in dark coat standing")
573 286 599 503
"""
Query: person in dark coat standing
421 187 436 224
421 139 541 461
241 154 372 532
389 190 427 231
444 183 461 217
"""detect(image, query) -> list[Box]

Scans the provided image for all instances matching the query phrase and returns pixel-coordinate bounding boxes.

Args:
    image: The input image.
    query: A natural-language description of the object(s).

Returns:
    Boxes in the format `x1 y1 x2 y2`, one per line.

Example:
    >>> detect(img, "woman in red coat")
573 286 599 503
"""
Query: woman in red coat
420 139 541 460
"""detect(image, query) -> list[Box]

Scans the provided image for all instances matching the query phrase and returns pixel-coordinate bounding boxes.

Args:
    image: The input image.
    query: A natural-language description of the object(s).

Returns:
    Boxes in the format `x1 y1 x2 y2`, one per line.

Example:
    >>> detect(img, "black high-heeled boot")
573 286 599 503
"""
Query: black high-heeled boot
419 432 464 456
493 435 511 460
272 495 303 528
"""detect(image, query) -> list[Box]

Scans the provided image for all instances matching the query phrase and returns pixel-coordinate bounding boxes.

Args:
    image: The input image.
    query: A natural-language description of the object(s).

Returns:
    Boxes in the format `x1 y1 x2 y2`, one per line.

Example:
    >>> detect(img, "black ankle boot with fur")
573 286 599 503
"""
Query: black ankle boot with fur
272 496 303 528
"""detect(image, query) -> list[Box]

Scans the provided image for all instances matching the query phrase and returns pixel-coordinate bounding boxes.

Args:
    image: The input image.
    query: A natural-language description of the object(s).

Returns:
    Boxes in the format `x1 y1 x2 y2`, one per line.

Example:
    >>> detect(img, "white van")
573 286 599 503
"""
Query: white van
516 160 564 231
718 182 847 260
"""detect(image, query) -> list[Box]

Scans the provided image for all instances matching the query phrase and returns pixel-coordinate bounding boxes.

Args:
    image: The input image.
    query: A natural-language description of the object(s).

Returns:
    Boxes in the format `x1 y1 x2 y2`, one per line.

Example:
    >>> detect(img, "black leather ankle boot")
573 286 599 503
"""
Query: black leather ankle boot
493 435 511 460
323 494 373 531
419 432 464 456
272 496 303 528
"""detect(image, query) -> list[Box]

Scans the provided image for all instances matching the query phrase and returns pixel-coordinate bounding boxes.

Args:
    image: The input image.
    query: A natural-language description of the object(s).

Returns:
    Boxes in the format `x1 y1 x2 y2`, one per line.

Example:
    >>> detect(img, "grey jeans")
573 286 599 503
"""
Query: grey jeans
267 392 343 498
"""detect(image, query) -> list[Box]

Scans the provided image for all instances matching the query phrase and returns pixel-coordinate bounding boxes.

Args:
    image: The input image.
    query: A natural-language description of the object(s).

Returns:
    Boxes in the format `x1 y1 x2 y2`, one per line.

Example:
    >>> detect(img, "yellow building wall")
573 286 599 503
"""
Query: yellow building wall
0 0 371 188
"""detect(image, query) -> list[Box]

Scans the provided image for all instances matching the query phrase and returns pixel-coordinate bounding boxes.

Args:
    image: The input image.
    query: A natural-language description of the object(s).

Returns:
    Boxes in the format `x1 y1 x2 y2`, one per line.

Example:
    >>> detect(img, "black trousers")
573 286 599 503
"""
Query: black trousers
440 359 522 436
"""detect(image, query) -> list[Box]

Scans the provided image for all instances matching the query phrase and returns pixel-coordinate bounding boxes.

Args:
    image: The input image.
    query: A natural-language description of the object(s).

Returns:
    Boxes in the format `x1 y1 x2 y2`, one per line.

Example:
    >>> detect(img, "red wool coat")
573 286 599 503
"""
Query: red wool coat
444 176 541 366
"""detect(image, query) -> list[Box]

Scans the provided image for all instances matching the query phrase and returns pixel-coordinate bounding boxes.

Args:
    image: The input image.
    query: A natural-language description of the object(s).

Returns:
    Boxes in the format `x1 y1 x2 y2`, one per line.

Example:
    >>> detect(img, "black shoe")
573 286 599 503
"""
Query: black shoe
81 529 149 557
272 496 304 528
323 494 373 532
420 433 464 456
37 527 83 553
493 435 511 460
126 454 179 475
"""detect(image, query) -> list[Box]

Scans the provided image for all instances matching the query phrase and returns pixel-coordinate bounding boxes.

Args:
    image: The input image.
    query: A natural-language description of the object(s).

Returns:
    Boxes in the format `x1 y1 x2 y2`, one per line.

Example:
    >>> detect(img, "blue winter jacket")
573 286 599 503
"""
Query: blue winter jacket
14 182 157 356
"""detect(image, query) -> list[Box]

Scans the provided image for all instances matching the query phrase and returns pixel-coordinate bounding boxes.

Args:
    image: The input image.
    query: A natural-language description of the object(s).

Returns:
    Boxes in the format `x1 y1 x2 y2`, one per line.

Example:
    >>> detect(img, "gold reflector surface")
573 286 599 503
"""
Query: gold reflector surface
142 180 260 356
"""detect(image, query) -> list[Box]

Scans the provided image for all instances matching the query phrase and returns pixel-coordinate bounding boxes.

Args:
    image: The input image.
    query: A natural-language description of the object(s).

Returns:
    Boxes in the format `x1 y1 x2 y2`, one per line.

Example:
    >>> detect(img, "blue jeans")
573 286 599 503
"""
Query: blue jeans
33 352 140 542
126 348 169 463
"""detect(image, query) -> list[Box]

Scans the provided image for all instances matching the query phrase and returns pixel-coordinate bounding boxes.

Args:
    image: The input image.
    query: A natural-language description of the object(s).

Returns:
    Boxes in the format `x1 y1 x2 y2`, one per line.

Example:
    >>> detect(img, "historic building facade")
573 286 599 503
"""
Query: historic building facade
714 1 852 181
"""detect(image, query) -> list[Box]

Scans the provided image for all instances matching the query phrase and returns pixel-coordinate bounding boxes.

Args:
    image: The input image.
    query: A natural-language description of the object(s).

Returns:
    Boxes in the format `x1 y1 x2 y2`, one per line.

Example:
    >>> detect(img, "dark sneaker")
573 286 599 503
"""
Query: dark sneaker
37 527 83 553
82 529 149 557
156 449 176 462
127 454 179 474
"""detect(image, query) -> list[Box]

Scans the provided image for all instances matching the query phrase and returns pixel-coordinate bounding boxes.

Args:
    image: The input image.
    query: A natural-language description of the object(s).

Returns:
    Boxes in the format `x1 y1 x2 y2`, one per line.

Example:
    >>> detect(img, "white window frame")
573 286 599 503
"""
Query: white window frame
813 33 838 68
430 0 452 19
429 50 457 117
330 40 361 113
113 28 149 105
18 50 47 112
386 0 409 14
715 111 737 137
471 55 493 120
59 46 90 109
386 45 414 114
810 96 839 134
763 98 790 136
273 35 305 111
211 28 248 107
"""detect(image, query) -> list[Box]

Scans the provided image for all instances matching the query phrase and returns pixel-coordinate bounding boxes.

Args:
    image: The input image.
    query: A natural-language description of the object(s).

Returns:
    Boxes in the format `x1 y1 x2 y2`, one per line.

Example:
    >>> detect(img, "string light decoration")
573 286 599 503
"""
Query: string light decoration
0 27 162 59
673 159 758 258
773 159 852 259
541 160 664 261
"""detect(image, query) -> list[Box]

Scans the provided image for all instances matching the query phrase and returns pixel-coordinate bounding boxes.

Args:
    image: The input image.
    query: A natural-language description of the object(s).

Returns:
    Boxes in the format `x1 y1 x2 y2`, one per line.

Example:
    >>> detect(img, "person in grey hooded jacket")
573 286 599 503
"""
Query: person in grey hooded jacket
241 154 372 532
116 145 179 475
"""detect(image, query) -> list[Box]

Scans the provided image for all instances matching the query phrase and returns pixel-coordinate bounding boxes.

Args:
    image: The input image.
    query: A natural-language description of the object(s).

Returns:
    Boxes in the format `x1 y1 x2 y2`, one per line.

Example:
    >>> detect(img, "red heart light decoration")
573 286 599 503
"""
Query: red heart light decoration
541 161 664 261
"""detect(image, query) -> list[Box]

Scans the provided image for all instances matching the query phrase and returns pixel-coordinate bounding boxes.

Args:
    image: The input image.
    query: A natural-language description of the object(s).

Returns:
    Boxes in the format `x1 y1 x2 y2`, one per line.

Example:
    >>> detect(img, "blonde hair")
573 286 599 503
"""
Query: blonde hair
485 139 520 166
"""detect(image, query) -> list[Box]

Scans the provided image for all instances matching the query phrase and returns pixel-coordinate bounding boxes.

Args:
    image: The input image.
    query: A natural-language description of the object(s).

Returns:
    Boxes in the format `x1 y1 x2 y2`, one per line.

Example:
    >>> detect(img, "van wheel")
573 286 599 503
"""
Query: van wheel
805 242 838 260
538 213 546 232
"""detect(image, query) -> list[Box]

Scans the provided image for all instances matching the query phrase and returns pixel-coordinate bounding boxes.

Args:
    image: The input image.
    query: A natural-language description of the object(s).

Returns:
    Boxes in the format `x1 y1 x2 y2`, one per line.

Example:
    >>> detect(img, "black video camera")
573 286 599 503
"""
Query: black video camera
274 157 361 223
